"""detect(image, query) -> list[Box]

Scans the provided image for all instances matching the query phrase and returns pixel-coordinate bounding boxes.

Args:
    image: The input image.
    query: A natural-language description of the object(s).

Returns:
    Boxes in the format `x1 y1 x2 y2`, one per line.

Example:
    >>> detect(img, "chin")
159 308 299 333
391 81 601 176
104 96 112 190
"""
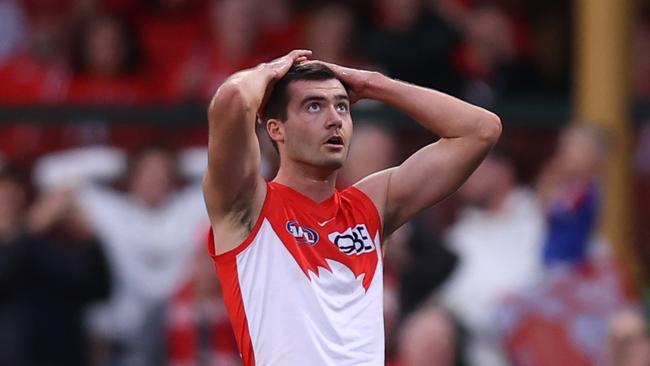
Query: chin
321 159 344 170
315 153 344 168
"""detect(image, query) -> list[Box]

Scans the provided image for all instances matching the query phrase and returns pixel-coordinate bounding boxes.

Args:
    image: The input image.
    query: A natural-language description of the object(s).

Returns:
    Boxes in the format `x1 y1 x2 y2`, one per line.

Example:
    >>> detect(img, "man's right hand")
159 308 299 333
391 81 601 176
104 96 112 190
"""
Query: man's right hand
302 60 381 103
262 49 312 80
257 49 312 119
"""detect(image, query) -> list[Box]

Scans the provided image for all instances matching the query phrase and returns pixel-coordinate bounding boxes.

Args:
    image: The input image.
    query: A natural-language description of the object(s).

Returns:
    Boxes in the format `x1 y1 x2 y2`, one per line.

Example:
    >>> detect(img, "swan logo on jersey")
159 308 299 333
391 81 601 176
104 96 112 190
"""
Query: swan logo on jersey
328 224 374 255
286 220 319 245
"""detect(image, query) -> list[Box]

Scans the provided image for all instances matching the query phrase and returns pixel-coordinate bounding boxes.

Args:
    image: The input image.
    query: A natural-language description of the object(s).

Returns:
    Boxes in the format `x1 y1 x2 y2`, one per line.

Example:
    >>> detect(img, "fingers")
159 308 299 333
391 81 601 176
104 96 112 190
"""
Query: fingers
265 49 312 79
287 49 312 61
269 49 312 67
284 49 312 68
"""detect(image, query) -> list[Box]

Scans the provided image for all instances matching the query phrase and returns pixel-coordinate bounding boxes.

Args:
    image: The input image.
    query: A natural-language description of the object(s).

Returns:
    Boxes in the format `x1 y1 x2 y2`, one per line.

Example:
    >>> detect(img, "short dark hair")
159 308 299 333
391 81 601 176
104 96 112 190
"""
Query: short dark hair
261 63 347 122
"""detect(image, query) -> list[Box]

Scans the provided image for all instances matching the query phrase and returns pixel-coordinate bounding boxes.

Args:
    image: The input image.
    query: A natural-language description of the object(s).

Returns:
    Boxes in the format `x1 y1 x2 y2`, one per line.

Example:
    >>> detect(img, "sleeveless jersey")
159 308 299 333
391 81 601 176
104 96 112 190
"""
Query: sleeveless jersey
208 181 384 365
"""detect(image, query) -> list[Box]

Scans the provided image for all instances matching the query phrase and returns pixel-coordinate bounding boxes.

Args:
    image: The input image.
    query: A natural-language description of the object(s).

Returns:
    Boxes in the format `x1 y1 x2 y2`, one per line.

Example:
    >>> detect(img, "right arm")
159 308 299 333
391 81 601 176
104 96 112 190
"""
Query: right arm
203 50 311 254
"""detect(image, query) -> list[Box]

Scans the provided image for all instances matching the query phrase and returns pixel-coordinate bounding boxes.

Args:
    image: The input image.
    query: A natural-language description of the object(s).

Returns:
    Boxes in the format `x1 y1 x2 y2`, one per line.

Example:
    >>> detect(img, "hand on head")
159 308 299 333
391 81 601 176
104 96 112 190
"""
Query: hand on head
258 49 313 123
300 60 377 103
264 49 313 80
258 50 376 119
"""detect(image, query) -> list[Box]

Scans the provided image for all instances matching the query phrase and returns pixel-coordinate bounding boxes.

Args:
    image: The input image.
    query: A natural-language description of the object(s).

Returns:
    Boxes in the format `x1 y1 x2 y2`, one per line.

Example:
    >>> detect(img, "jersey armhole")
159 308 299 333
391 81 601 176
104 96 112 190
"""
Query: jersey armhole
208 183 272 262
347 186 384 244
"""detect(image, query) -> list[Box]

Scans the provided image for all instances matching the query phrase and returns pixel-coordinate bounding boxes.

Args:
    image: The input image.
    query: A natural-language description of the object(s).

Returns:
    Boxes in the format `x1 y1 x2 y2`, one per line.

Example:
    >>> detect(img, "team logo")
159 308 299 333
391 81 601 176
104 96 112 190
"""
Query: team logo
328 224 375 255
286 220 319 245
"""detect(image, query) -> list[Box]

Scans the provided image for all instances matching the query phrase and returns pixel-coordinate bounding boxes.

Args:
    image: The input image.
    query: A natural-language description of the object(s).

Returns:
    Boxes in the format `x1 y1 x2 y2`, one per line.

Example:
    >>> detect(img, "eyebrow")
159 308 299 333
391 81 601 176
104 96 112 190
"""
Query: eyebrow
300 94 350 106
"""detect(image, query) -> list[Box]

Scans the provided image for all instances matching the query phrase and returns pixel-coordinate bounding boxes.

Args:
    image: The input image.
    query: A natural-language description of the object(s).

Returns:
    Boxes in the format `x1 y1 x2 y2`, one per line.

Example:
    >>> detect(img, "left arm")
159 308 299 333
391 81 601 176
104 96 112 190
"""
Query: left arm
323 63 501 235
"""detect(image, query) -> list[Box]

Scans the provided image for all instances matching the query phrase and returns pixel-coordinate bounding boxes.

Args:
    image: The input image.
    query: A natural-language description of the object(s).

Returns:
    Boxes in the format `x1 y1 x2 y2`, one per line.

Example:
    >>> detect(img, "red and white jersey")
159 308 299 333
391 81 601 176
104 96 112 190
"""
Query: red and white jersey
208 181 384 365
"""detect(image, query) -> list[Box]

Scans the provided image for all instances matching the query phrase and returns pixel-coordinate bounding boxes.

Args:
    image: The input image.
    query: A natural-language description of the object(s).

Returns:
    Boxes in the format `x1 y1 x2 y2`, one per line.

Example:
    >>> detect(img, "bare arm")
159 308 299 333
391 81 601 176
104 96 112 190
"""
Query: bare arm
203 50 311 253
320 63 501 235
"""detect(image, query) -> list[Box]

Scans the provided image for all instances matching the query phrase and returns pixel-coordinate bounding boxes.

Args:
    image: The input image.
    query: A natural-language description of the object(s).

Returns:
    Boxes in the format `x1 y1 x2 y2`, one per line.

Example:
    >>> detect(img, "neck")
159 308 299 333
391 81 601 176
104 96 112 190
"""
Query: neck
273 161 338 203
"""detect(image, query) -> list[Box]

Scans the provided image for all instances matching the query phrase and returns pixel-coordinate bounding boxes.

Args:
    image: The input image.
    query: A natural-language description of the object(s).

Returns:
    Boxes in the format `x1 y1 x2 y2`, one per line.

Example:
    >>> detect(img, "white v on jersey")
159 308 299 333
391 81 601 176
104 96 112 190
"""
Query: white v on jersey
208 182 384 365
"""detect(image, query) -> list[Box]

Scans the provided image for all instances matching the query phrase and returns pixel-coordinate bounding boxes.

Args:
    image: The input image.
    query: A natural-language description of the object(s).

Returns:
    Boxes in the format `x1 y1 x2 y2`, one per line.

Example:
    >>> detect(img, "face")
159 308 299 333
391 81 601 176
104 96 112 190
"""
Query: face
129 150 175 207
466 6 515 66
459 155 511 207
85 18 126 75
212 0 257 58
555 127 603 177
269 79 353 171
378 0 421 28
306 4 354 62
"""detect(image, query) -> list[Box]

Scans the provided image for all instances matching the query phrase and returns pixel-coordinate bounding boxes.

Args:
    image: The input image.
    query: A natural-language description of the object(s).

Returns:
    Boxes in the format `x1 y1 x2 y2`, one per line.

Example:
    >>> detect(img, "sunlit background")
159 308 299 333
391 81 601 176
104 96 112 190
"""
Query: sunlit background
0 0 649 365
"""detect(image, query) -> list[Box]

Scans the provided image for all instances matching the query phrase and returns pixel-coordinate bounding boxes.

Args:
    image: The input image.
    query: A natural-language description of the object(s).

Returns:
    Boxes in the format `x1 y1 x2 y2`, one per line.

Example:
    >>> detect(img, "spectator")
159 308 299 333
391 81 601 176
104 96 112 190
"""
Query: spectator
67 15 147 104
138 0 209 97
397 306 458 366
0 167 28 366
302 1 367 67
439 148 545 366
0 167 111 366
0 0 27 63
452 2 542 106
34 145 208 366
361 0 461 92
496 124 629 366
0 5 69 103
390 217 458 322
536 123 606 266
162 0 265 101
609 309 650 366
254 0 303 55
497 257 628 366
145 245 241 366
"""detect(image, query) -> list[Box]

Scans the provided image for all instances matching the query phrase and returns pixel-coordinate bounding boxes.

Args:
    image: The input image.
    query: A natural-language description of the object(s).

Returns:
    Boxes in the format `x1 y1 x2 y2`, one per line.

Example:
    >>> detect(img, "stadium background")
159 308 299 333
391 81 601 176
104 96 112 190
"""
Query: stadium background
0 0 649 365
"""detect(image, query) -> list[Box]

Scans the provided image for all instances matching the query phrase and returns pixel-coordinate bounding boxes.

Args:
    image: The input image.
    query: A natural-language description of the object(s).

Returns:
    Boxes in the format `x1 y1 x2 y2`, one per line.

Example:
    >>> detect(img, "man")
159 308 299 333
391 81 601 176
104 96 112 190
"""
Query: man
439 150 544 366
34 146 209 365
202 49 501 365
0 168 111 366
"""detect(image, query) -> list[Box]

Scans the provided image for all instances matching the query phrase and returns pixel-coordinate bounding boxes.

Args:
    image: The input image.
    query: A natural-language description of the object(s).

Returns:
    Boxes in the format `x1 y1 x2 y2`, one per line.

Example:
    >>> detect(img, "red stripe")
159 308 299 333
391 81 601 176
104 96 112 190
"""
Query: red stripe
209 230 256 365
206 186 273 366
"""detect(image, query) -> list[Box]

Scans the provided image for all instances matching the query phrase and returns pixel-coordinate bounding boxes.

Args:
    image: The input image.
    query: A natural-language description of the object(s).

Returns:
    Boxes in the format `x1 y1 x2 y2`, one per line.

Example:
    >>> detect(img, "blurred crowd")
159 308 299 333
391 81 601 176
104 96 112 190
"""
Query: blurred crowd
2 120 649 366
1 0 650 366
0 0 577 106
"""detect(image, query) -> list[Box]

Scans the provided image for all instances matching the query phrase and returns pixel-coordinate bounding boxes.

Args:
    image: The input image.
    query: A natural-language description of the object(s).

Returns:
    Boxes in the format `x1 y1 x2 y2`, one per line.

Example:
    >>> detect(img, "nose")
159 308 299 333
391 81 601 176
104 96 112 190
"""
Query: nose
325 105 343 129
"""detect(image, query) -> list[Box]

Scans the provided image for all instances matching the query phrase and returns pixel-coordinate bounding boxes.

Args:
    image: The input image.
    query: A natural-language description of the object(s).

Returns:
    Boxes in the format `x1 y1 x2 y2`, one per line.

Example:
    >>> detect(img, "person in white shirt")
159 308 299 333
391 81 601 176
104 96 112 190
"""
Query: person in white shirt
439 150 544 366
34 145 209 366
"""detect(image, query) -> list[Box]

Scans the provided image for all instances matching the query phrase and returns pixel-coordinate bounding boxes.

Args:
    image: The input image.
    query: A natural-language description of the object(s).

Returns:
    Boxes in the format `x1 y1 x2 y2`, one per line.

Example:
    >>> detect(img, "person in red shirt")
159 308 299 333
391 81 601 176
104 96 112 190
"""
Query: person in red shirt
160 0 266 102
0 12 69 104
66 15 148 104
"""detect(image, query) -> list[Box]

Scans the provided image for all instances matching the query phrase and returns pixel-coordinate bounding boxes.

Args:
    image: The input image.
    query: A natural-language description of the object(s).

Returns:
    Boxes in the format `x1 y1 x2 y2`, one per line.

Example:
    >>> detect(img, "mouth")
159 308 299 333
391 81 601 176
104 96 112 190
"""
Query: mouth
324 135 344 147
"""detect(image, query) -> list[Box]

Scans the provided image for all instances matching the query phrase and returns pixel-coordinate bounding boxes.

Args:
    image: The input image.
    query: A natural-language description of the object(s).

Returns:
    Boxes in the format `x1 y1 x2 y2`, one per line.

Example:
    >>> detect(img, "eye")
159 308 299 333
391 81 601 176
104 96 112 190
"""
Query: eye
307 103 320 112
336 103 349 113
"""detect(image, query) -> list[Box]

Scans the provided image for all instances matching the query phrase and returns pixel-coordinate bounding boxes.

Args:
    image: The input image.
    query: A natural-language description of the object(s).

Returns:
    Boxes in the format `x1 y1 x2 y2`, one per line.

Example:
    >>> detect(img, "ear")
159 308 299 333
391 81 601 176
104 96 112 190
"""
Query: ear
266 118 284 144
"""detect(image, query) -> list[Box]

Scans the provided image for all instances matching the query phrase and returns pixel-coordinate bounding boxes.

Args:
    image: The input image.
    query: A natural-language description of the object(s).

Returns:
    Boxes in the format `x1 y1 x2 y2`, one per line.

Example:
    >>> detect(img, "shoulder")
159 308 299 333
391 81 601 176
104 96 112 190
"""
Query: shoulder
340 184 384 232
351 168 397 230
